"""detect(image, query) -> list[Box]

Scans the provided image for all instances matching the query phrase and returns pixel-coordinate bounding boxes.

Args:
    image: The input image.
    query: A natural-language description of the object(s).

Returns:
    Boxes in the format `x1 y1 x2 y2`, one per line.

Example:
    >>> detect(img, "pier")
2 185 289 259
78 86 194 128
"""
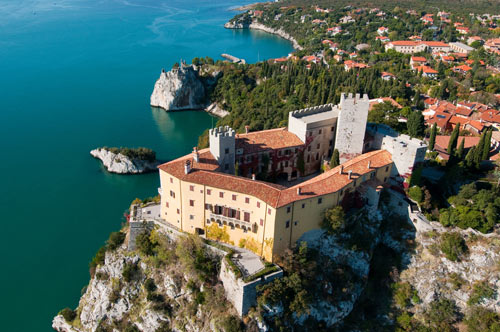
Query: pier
221 53 246 64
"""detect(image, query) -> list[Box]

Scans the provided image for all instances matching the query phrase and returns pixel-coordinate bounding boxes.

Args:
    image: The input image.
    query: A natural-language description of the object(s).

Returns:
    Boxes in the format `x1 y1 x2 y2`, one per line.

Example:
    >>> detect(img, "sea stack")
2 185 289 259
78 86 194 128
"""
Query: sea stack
150 62 206 111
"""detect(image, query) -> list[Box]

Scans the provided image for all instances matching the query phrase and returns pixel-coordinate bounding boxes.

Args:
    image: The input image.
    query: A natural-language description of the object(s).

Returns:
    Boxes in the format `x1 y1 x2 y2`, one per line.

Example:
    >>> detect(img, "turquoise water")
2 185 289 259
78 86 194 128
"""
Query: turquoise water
0 1 293 330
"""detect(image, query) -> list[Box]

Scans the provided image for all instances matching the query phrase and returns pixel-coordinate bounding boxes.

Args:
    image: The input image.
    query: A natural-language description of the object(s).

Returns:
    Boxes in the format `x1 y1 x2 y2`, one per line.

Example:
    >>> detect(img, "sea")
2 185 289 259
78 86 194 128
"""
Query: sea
0 1 293 330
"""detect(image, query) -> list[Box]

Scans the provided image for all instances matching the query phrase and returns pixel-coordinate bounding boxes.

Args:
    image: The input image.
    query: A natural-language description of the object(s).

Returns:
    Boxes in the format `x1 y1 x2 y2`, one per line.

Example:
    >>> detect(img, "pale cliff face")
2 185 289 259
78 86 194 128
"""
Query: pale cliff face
90 148 159 174
150 65 206 111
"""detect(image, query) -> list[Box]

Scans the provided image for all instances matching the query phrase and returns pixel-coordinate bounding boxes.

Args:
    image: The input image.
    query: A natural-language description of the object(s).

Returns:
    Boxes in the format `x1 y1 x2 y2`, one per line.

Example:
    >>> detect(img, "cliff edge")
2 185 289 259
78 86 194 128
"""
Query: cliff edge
90 147 159 174
150 64 206 111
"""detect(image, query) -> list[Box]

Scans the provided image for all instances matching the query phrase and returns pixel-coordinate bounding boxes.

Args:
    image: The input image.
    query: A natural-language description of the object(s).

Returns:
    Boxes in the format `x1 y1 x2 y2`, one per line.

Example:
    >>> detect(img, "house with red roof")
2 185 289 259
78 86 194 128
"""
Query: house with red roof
410 56 427 68
434 136 480 160
377 27 389 35
327 26 342 35
302 55 321 64
344 60 369 71
452 64 472 75
375 36 391 43
456 26 470 34
415 65 438 78
381 72 396 81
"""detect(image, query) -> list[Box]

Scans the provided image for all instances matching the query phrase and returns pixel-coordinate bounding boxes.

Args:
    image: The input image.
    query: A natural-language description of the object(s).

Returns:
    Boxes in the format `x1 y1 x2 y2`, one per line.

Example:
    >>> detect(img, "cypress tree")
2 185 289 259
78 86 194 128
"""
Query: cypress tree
407 111 425 138
429 123 437 151
465 146 476 168
330 149 340 169
476 130 486 162
482 129 492 160
457 138 465 159
447 124 460 155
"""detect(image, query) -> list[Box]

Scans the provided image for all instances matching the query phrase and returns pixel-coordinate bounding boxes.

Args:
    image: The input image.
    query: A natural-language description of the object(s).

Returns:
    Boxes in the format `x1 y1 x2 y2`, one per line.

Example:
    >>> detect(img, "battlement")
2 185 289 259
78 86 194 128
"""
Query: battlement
339 93 369 109
210 126 236 138
290 103 335 118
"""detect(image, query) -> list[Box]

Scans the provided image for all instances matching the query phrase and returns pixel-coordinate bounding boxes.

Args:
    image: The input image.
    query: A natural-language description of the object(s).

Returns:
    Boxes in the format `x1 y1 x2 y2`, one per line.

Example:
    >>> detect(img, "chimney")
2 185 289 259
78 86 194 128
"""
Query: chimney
348 170 352 179
367 161 371 169
297 187 301 195
252 173 256 180
193 147 199 163
245 125 250 134
340 165 344 174
184 160 191 174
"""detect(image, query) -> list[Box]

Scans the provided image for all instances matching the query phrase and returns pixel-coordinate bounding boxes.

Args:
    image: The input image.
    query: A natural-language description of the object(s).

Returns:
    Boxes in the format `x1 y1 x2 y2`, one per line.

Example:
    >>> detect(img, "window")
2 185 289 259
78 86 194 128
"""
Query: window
307 155 311 162
315 153 319 161
244 212 250 222
287 206 291 213
245 197 250 204
331 126 334 132
286 220 290 228
165 202 169 208
340 189 344 196
385 166 389 172
268 208 271 215
190 215 194 220
225 148 229 154
318 198 323 204
317 143 320 149
384 177 387 182
177 209 180 214
219 192 224 198
319 129 322 134
329 140 333 147
170 177 173 183
257 202 261 208
170 190 175 198
294 221 298 226
207 189 211 195
232 194 237 201
302 203 305 209
370 172 375 178
189 185 194 191
260 219 264 226
189 200 194 207
308 146 311 152
225 164 229 170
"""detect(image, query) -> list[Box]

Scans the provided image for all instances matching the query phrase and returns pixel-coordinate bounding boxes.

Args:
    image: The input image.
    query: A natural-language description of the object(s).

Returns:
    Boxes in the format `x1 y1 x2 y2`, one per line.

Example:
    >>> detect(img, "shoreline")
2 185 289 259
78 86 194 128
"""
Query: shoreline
224 21 303 50
230 2 263 11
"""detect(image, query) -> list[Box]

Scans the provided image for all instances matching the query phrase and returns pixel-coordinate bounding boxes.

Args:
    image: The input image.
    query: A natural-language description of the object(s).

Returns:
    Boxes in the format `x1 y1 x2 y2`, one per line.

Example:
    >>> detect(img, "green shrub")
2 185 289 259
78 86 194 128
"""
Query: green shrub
440 232 468 261
425 298 458 331
107 231 126 251
105 147 156 162
136 231 156 256
464 306 500 332
89 246 107 276
408 186 423 203
321 206 346 235
220 315 243 332
122 262 139 282
144 278 157 293
468 281 495 305
124 323 140 332
59 307 76 322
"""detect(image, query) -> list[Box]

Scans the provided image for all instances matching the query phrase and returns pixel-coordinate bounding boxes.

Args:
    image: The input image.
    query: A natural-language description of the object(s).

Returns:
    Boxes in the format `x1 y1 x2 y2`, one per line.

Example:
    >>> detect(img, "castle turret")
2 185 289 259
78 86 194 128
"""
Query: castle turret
209 126 236 174
335 93 369 163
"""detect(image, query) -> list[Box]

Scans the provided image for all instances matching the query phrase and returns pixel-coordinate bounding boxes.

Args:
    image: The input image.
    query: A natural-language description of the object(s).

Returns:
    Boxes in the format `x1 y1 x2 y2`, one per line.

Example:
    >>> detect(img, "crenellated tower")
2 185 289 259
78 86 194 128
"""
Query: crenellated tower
209 126 236 174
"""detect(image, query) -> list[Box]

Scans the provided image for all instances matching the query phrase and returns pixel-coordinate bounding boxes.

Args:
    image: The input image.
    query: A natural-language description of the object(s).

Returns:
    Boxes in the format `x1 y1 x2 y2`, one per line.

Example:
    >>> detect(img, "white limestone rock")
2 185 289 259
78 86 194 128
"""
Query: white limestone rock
150 64 206 111
90 148 159 174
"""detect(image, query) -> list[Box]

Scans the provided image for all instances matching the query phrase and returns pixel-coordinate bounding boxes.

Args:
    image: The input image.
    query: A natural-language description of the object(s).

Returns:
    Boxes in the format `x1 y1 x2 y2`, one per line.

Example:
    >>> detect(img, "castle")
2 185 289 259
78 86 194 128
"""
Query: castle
157 93 426 261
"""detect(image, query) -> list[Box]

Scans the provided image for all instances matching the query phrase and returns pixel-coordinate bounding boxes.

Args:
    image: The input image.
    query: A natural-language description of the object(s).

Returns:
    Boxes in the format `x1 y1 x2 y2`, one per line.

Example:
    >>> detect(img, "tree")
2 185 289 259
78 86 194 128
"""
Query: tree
482 129 492 160
407 111 425 138
322 206 346 235
330 149 340 168
465 306 500 332
409 186 423 202
136 230 156 256
440 232 468 262
457 138 465 159
429 123 437 151
447 124 460 155
425 298 458 332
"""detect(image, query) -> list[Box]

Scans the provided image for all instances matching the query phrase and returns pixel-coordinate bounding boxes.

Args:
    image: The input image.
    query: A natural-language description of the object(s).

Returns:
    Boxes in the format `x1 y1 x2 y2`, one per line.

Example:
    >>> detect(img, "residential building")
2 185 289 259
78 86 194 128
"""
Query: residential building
449 42 474 54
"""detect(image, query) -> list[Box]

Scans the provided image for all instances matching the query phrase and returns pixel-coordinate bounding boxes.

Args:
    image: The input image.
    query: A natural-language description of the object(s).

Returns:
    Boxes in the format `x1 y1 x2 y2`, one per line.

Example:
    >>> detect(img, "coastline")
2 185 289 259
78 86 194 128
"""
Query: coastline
224 21 303 50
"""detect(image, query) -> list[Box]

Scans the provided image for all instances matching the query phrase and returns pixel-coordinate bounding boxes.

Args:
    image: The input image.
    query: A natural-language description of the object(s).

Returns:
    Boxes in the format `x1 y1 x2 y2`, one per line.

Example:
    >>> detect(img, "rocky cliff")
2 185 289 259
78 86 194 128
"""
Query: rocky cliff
150 64 207 111
224 20 303 50
90 148 159 174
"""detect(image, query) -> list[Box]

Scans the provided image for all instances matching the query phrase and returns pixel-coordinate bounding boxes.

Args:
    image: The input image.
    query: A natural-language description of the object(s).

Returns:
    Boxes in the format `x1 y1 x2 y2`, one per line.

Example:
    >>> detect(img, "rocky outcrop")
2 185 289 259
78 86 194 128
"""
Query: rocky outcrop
400 224 500 314
224 20 303 50
205 102 229 117
150 63 206 111
90 148 159 174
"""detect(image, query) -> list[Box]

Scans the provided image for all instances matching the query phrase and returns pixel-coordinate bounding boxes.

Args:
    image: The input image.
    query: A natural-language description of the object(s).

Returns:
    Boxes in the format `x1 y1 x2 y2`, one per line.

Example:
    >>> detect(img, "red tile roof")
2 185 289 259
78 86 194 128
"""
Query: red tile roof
454 107 473 117
159 149 393 208
435 136 480 151
481 110 500 124
277 150 393 207
236 128 304 154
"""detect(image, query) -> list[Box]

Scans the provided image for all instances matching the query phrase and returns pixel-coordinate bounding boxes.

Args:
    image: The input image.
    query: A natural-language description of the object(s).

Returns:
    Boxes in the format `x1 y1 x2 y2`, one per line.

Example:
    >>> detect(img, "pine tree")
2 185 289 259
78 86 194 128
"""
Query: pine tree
457 138 465 159
330 149 340 169
407 111 425 138
482 129 492 160
447 124 460 155
429 123 437 151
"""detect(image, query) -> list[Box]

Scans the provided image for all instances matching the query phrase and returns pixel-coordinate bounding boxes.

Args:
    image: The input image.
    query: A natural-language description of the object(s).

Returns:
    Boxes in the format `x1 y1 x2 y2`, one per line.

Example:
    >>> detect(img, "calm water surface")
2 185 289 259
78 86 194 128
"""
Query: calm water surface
0 1 293 330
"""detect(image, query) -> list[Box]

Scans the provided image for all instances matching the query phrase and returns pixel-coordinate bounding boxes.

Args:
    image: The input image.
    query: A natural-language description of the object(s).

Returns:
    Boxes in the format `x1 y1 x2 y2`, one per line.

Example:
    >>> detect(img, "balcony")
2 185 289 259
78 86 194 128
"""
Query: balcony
208 212 256 233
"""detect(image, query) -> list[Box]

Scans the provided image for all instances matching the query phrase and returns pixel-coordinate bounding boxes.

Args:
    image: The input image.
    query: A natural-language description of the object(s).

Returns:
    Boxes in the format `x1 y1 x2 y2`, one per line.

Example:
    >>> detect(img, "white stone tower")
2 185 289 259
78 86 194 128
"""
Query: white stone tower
209 126 236 174
335 93 369 163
